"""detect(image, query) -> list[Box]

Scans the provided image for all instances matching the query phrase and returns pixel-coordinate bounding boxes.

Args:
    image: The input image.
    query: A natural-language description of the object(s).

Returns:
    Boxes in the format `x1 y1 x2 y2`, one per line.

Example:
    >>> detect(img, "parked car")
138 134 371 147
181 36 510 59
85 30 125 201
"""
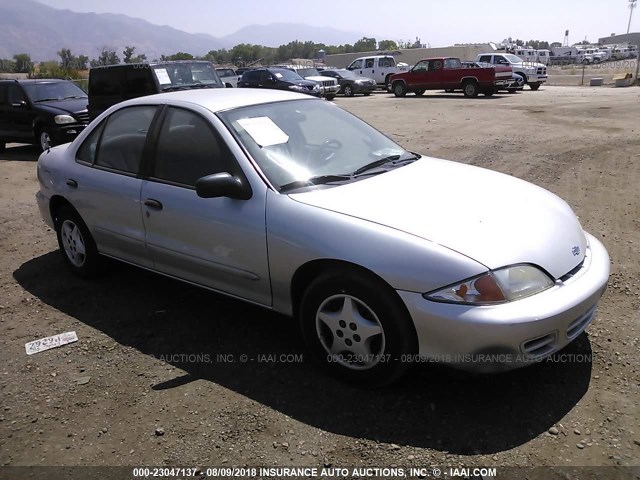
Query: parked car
476 53 547 90
389 57 509 98
88 61 224 119
321 69 377 97
0 79 89 152
287 67 340 100
346 55 410 90
36 88 609 385
216 68 239 88
237 68 321 97
461 61 523 93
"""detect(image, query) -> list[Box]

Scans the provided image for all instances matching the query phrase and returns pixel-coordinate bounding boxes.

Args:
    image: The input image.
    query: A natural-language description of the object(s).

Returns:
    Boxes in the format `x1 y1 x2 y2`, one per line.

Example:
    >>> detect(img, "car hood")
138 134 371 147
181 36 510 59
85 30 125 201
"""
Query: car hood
304 75 336 83
512 61 545 69
35 98 88 115
290 158 587 279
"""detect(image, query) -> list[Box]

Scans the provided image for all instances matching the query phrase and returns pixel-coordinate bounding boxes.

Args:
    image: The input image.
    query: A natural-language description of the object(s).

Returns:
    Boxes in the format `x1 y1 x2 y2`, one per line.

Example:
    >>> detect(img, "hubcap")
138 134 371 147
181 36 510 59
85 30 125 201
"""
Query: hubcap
315 294 386 371
465 85 474 95
61 220 86 267
345 86 352 95
40 131 51 151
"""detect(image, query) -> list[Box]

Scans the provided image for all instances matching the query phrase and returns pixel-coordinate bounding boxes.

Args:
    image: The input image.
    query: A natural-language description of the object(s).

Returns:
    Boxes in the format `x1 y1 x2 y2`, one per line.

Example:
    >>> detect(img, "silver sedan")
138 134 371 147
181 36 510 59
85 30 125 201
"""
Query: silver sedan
36 89 610 385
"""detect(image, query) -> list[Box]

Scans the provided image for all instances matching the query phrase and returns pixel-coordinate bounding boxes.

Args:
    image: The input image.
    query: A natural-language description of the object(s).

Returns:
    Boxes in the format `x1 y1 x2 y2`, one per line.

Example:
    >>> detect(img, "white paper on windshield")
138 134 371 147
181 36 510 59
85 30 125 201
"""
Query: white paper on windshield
153 68 171 85
237 117 289 148
274 73 283 78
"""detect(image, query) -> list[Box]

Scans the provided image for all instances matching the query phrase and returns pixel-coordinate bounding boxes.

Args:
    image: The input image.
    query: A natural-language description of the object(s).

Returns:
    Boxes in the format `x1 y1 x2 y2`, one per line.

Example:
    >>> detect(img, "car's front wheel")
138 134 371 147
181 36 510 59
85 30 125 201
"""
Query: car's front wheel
38 128 53 152
54 205 101 277
343 85 354 97
299 269 416 386
0 141 5 152
529 82 541 91
414 89 425 96
393 82 407 97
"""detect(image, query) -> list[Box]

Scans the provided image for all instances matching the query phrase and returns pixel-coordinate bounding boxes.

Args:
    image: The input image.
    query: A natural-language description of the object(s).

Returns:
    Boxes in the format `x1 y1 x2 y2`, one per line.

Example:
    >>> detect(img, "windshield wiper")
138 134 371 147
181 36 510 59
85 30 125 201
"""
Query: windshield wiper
33 98 61 102
351 153 420 176
279 174 352 193
62 95 86 100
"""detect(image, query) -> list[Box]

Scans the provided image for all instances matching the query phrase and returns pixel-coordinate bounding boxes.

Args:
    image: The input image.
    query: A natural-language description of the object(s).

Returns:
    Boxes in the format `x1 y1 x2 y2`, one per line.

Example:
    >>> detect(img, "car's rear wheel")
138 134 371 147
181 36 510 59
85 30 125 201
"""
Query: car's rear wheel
414 89 425 96
393 82 407 97
343 85 354 97
325 94 335 101
299 269 416 386
462 80 479 98
38 128 53 152
54 205 101 278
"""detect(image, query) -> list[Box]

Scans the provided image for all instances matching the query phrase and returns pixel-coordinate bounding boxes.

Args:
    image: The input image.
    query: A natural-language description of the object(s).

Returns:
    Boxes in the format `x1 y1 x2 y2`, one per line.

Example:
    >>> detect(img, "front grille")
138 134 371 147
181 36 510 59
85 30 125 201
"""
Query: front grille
74 110 90 124
566 306 596 340
321 80 335 87
522 332 557 358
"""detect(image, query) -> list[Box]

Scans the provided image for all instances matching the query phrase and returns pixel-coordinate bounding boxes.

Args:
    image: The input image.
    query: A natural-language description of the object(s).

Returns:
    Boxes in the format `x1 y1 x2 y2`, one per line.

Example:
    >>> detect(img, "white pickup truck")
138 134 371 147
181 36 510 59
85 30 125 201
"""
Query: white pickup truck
476 53 547 90
346 55 409 89
216 68 239 88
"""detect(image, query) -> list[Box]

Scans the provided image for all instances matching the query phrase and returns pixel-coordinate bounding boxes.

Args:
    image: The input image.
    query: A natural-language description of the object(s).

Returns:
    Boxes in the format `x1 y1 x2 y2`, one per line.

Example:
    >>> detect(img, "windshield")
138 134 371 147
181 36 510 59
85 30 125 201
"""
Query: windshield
22 81 87 102
504 54 524 63
219 99 413 191
153 63 223 89
270 69 304 82
297 68 321 77
216 68 236 77
331 69 357 79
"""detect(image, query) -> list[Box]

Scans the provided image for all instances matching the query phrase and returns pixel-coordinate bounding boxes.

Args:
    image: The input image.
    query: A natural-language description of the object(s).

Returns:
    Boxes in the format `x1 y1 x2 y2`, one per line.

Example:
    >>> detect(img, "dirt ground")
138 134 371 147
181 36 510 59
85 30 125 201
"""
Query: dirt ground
0 86 639 478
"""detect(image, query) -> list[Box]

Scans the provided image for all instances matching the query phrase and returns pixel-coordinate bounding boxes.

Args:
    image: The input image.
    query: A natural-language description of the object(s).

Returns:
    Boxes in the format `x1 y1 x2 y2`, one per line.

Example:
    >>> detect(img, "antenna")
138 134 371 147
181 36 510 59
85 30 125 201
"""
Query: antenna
630 0 638 34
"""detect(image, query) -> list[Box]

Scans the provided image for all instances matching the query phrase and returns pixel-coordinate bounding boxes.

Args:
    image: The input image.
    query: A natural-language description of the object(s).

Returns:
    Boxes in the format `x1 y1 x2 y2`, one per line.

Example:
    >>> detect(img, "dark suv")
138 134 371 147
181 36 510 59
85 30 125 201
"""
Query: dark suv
88 61 224 119
0 79 89 152
237 68 321 96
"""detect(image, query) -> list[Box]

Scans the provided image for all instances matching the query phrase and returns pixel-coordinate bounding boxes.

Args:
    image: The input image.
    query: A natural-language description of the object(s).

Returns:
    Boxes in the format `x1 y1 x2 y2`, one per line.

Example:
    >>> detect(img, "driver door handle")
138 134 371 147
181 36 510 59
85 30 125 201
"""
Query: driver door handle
144 198 163 210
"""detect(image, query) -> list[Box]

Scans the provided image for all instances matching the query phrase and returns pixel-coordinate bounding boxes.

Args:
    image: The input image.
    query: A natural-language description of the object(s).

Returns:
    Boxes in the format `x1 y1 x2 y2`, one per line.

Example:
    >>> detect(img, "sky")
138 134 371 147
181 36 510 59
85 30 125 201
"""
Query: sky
36 0 638 46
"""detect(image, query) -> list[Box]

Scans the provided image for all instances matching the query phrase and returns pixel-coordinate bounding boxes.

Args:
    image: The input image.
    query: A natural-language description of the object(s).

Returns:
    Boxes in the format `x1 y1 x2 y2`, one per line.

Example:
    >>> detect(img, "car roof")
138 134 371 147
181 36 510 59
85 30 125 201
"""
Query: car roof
4 79 70 84
90 61 210 70
120 88 316 113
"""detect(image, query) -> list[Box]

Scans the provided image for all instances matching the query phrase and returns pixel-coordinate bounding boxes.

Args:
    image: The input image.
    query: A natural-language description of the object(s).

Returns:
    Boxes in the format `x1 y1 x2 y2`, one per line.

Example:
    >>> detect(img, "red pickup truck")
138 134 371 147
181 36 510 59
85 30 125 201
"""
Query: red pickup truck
389 57 512 98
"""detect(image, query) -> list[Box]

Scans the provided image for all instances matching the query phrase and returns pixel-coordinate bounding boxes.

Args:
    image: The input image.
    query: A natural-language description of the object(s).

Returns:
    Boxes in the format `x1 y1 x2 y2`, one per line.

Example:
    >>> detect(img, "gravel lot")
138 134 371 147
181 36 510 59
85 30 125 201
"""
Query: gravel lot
0 86 638 478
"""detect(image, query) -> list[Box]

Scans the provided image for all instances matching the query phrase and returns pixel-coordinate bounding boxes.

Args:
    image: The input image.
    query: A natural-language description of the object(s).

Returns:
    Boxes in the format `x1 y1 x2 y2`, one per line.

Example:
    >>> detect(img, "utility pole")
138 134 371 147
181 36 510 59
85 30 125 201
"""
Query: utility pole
629 0 638 34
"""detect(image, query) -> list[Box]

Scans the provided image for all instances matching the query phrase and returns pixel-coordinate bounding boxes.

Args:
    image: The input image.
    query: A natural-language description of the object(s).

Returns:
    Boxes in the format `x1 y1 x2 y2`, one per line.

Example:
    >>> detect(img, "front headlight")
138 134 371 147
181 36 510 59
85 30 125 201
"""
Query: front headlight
288 85 306 92
424 265 554 305
54 115 75 124
312 84 320 91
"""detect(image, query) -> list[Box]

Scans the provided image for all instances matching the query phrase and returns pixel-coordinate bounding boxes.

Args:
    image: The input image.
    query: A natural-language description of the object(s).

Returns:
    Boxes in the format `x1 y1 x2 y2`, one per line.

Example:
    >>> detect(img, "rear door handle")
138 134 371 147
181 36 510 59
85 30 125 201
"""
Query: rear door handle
66 179 78 188
144 198 163 210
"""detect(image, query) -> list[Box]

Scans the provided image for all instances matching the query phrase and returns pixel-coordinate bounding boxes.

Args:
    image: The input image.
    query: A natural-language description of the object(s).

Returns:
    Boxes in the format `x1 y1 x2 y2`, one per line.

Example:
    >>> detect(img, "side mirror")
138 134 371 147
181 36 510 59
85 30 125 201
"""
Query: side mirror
196 172 251 200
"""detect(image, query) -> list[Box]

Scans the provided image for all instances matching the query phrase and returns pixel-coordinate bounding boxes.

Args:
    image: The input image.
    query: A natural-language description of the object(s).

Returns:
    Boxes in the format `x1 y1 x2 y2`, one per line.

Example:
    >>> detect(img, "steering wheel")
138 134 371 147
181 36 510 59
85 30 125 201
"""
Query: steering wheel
316 139 342 164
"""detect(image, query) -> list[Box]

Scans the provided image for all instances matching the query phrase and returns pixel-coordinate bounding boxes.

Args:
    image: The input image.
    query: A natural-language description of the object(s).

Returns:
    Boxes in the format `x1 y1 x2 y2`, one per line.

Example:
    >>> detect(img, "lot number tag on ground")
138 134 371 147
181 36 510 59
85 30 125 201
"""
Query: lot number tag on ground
25 331 78 355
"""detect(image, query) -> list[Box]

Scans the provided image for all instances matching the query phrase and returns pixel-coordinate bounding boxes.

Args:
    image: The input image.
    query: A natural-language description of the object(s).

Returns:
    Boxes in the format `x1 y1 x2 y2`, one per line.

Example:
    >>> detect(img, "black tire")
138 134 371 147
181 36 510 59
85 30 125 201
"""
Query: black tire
507 88 517 94
0 141 5 152
37 127 53 152
325 95 335 101
343 85 354 97
384 74 392 91
414 89 425 96
54 205 101 278
482 88 494 97
529 83 541 91
299 268 416 386
363 92 371 96
462 80 479 98
392 81 407 97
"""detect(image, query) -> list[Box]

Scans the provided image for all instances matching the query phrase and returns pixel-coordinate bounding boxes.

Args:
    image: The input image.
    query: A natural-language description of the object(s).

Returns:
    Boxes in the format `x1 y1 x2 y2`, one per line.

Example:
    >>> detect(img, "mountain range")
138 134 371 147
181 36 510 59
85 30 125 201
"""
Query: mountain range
0 0 368 61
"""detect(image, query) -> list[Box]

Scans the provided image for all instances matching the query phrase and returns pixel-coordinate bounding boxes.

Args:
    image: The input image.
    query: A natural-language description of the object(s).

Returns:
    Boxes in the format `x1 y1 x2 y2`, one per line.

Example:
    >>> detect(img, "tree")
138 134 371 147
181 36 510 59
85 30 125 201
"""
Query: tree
0 59 16 73
378 40 398 51
550 42 562 48
163 52 194 60
13 53 33 73
90 47 120 67
123 46 147 64
353 37 377 52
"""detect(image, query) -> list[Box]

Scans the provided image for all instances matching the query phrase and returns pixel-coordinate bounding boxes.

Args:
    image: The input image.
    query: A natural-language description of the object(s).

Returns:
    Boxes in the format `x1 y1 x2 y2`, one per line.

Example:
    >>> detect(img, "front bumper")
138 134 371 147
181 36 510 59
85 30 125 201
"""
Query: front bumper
352 82 377 94
50 123 87 145
527 74 548 84
398 232 609 372
320 84 341 96
493 79 511 87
